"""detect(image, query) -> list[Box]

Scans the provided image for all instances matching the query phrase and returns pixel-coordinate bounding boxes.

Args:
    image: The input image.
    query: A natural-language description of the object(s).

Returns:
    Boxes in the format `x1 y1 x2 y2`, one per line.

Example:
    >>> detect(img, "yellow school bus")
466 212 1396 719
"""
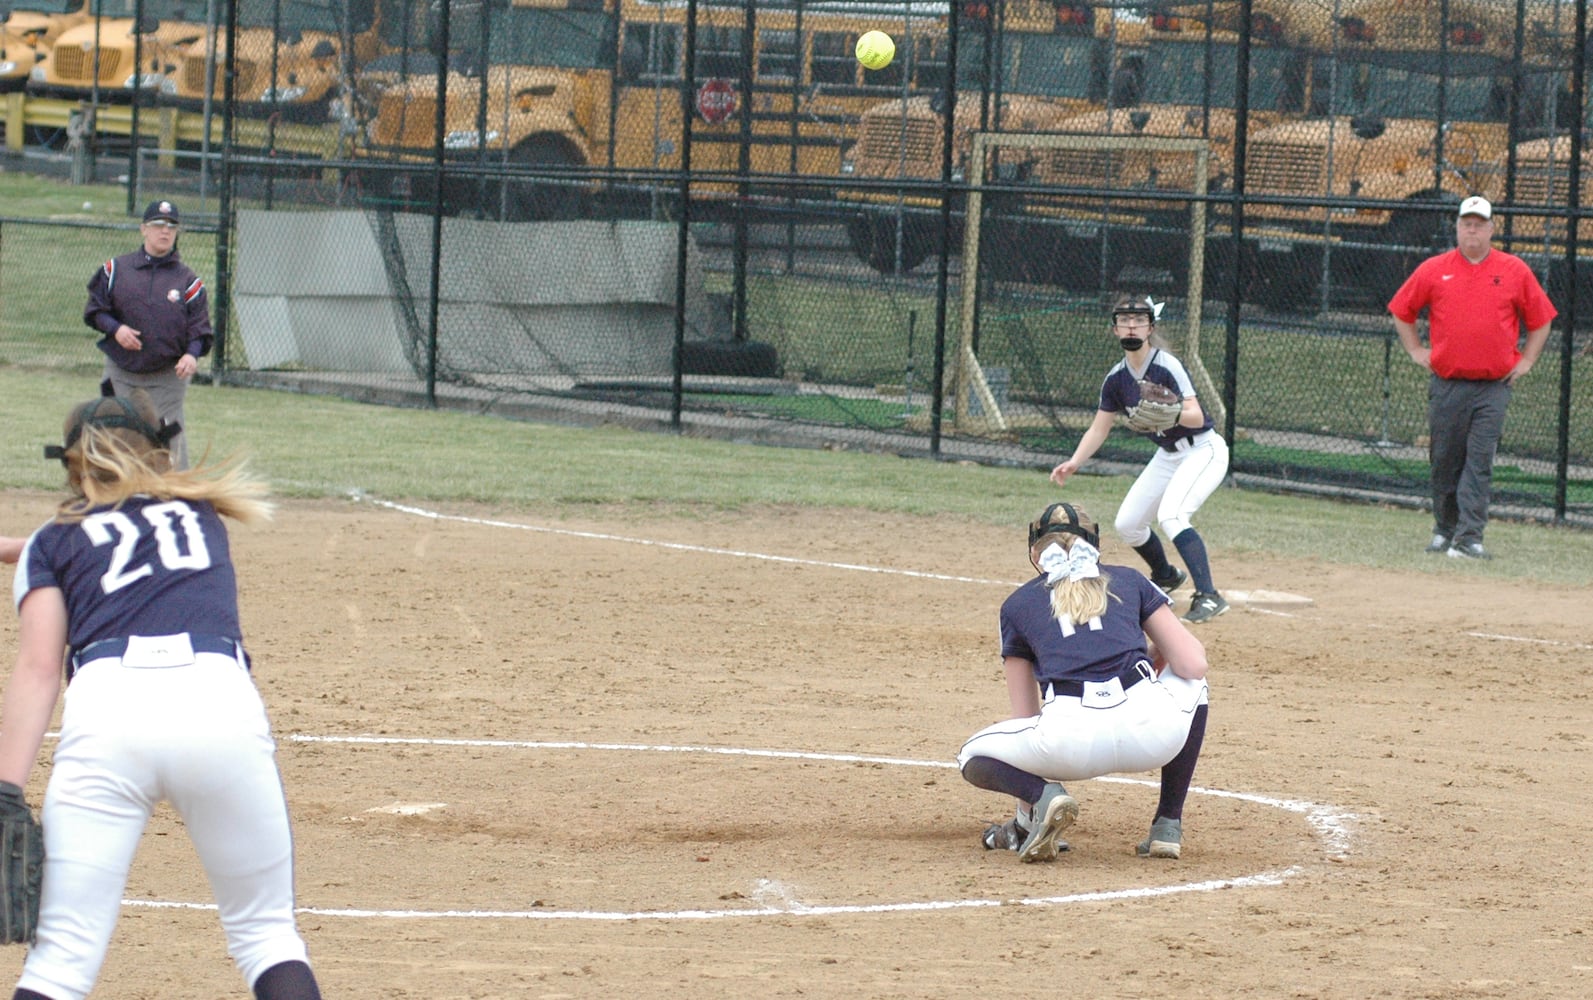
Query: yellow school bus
1 0 89 92
837 0 1145 273
1239 0 1568 307
355 0 950 221
1020 0 1335 289
26 0 204 99
156 0 409 124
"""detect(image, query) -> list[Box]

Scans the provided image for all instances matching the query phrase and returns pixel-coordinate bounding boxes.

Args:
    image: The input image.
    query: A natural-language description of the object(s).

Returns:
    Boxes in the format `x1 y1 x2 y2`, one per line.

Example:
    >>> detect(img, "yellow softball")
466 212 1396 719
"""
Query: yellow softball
855 30 895 71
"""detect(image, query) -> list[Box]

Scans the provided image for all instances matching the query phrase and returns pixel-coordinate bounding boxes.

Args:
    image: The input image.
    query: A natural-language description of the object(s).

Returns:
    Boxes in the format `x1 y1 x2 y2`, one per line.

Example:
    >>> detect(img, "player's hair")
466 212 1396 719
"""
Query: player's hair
49 389 272 526
1028 503 1114 623
1110 292 1170 349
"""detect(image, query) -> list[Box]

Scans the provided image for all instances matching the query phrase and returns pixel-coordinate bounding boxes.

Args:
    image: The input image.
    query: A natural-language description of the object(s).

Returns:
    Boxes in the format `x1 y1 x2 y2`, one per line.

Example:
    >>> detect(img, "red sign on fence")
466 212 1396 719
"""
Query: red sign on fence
695 79 739 124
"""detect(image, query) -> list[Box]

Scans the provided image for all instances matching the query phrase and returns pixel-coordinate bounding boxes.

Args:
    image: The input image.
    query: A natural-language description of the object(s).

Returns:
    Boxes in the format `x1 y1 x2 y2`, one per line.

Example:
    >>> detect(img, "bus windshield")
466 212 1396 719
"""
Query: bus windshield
234 0 352 34
483 5 612 69
9 0 80 12
88 0 202 18
958 31 1104 101
1330 53 1507 122
1144 42 1308 113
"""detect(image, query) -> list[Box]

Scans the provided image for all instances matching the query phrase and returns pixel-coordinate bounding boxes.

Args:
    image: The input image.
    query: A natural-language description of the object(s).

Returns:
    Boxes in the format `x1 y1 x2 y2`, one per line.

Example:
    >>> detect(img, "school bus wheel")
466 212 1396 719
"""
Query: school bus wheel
845 211 930 275
503 135 586 222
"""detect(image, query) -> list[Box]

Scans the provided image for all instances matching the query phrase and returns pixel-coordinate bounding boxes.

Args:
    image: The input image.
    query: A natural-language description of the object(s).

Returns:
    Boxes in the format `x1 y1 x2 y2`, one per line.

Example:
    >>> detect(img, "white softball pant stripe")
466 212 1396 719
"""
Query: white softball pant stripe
18 654 309 1000
1115 431 1230 546
957 674 1208 782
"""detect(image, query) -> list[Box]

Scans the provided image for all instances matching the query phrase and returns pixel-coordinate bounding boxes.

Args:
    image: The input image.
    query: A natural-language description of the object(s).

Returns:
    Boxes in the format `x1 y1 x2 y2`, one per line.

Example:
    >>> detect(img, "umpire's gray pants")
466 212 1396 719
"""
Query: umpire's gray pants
1427 375 1511 547
102 361 191 470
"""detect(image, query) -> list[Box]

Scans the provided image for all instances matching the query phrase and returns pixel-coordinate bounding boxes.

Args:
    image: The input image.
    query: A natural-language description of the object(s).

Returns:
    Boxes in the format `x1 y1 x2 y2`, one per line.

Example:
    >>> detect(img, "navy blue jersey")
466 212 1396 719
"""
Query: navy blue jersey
12 497 242 654
1099 348 1213 451
998 565 1170 689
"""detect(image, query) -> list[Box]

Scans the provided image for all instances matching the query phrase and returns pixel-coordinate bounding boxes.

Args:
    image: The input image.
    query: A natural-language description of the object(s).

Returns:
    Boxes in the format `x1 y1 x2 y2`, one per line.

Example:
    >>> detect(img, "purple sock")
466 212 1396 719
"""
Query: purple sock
961 755 1047 805
1157 704 1209 820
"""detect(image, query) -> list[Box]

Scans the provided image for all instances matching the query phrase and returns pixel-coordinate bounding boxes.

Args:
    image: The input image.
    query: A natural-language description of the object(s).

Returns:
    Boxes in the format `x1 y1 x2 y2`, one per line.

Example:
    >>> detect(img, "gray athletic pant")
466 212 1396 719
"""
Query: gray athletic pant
1427 375 1511 547
103 361 191 470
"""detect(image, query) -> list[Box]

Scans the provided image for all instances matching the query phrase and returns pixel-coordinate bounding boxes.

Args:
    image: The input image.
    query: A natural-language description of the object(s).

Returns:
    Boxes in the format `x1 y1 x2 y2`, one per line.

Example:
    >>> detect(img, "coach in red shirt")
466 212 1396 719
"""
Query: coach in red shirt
1388 195 1555 560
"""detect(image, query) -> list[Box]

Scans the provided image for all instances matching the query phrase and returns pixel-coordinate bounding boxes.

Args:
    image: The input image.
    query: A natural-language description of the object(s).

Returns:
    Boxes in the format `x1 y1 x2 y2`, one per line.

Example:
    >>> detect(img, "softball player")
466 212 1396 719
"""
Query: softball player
1050 293 1231 624
958 503 1210 862
0 388 323 1000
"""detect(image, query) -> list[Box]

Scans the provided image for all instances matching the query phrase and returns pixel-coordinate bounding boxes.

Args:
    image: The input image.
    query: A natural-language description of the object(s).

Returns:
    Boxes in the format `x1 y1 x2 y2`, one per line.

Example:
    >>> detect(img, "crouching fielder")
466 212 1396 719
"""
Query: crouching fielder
958 502 1210 862
0 387 322 1000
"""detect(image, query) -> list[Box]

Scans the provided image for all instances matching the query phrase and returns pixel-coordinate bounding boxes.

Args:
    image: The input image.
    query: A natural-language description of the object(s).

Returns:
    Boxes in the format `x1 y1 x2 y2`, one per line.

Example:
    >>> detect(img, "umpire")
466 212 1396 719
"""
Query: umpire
84 198 212 469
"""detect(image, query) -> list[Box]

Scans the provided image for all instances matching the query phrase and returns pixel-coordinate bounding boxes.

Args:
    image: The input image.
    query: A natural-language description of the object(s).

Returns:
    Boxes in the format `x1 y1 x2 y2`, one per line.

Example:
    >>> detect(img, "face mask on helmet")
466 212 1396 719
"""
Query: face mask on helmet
1028 502 1100 569
44 381 181 466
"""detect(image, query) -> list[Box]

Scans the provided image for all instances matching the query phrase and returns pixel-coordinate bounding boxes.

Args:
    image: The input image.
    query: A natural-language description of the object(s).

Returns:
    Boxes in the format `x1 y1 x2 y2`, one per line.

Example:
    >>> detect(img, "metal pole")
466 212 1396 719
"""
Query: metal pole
673 0 699 431
425 0 453 407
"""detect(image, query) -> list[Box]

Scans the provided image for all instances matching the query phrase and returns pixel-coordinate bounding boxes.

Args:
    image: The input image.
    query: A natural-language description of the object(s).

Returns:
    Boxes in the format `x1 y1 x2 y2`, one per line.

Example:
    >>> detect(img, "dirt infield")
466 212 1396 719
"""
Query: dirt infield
1 492 1589 999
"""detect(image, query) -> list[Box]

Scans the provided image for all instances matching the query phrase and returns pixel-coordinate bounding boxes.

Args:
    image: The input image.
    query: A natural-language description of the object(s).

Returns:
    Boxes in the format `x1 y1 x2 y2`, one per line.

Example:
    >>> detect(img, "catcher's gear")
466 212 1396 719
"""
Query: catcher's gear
0 781 43 945
1125 379 1183 433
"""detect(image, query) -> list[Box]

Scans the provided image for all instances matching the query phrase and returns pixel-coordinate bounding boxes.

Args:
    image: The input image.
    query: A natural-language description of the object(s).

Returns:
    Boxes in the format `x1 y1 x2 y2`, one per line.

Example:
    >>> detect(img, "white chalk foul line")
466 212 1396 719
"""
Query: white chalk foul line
139 733 1347 922
353 494 1018 587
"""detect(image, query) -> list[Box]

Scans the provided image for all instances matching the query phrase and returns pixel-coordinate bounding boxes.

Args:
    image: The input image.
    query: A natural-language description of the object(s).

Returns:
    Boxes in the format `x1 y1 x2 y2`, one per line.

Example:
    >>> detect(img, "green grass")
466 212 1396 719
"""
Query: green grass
2 367 1588 585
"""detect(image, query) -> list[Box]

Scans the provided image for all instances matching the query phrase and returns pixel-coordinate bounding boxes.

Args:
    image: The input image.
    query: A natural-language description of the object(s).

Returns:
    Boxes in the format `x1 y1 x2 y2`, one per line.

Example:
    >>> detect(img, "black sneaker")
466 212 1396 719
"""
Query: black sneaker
1424 533 1451 554
1150 566 1188 592
1183 592 1229 624
1446 541 1491 560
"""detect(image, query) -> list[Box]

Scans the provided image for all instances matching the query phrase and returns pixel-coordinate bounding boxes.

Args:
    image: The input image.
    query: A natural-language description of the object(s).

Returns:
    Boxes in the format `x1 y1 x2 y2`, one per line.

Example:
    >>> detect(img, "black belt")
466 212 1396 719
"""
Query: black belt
68 633 246 682
1044 660 1154 700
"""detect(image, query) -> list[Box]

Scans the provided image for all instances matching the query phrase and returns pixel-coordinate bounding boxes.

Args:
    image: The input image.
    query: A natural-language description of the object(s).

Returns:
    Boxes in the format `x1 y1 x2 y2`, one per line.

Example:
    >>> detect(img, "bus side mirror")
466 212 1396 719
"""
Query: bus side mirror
620 38 645 80
135 14 160 34
1350 115 1385 140
1111 66 1141 108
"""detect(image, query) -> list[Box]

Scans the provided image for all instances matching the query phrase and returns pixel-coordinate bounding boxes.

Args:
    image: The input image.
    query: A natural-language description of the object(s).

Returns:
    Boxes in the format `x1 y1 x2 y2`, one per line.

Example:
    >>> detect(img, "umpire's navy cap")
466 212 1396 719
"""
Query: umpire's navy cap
142 200 180 224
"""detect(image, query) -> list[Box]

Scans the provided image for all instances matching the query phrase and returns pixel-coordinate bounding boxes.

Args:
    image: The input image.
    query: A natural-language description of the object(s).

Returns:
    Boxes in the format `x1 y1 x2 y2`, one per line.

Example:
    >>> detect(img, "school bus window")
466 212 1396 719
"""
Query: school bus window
694 23 740 78
619 21 680 82
863 44 904 90
1006 34 1106 101
1328 54 1510 122
913 35 949 91
245 0 355 34
757 28 796 82
810 31 854 86
484 5 613 69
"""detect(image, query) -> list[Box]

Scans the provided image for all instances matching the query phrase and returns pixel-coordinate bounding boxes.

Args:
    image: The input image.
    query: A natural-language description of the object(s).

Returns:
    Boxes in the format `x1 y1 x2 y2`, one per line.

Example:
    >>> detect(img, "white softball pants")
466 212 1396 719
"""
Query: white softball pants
957 673 1208 782
1115 430 1230 546
17 651 310 1000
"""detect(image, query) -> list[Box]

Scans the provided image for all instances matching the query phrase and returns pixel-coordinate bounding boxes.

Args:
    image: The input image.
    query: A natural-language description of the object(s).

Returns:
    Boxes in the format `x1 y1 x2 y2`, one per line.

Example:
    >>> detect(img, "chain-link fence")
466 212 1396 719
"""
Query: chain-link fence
2 0 1590 524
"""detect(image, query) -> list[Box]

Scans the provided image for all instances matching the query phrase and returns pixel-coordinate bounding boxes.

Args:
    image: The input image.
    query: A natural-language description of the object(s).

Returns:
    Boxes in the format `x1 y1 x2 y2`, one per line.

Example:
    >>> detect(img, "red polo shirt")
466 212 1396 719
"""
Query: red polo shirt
1388 247 1557 380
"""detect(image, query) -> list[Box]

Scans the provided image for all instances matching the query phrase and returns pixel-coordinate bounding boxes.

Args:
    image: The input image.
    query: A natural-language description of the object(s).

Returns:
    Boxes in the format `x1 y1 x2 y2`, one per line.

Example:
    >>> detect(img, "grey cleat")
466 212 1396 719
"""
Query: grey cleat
1017 783 1079 863
1136 816 1183 859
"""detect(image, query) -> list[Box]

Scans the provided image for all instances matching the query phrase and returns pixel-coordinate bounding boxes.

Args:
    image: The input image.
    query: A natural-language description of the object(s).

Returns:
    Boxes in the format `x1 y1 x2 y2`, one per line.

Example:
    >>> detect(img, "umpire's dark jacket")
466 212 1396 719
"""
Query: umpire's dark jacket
84 247 213 374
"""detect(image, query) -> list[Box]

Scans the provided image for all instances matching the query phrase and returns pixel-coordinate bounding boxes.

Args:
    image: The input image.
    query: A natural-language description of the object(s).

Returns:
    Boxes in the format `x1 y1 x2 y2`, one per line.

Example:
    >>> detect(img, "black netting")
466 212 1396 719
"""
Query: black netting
4 0 1590 523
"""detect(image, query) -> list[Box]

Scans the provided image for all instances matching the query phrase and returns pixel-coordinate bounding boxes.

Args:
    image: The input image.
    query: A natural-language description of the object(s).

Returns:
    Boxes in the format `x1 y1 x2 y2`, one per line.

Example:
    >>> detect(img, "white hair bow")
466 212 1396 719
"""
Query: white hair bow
1038 540 1101 586
1145 296 1165 320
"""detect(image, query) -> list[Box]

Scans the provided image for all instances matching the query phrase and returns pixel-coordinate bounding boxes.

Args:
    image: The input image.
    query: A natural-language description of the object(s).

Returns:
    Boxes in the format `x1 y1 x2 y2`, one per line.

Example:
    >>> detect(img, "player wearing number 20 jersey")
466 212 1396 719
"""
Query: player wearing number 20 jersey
0 387 322 1000
18 497 241 663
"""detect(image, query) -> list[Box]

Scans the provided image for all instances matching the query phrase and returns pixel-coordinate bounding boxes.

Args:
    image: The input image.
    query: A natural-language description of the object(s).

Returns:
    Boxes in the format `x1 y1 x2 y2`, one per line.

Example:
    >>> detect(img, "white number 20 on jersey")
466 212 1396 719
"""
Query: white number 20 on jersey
83 501 212 594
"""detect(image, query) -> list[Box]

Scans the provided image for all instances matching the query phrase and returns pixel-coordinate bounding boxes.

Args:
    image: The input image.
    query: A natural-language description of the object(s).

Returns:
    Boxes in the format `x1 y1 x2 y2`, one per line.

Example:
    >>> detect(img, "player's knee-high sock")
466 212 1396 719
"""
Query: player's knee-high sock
960 755 1046 807
1132 535 1174 576
1171 528 1216 594
253 960 322 1000
1156 704 1209 821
